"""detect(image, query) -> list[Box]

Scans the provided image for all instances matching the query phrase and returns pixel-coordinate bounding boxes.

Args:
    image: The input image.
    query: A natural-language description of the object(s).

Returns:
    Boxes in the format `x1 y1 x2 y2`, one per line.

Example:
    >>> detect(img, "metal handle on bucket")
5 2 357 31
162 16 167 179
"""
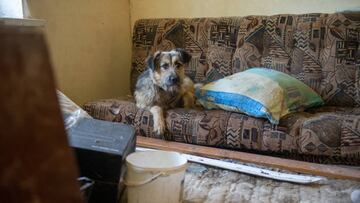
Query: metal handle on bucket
124 172 168 187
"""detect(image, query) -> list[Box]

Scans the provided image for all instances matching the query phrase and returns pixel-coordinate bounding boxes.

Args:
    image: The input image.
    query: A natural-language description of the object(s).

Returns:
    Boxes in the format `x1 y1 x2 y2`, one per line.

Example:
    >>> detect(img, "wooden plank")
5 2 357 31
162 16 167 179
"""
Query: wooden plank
137 136 360 181
137 147 325 184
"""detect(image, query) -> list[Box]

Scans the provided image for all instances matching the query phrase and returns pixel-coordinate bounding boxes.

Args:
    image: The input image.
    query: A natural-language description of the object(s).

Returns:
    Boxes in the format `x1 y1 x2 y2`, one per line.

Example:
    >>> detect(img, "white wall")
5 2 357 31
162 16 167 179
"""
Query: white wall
28 0 132 105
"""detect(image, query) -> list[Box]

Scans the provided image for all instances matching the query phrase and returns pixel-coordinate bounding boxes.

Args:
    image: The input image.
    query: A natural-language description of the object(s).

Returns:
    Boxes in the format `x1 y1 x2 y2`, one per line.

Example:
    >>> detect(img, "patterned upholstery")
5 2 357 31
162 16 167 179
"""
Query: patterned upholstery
131 13 360 107
84 12 360 164
83 98 360 164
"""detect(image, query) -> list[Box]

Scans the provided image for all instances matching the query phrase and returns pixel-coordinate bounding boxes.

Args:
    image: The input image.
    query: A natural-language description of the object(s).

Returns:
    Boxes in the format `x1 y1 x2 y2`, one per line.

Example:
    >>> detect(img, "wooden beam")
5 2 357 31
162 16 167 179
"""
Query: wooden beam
137 136 360 181
137 147 325 184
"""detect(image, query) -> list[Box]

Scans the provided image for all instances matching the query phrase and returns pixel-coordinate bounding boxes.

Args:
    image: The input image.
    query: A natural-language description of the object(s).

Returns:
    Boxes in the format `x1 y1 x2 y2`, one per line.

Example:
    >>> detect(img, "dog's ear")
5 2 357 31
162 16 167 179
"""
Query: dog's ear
175 48 192 64
146 51 161 71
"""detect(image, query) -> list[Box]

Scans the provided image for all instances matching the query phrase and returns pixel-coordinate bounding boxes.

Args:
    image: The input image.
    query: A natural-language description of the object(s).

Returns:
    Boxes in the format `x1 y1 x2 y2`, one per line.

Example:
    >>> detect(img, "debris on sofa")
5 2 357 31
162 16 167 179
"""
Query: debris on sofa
57 90 92 129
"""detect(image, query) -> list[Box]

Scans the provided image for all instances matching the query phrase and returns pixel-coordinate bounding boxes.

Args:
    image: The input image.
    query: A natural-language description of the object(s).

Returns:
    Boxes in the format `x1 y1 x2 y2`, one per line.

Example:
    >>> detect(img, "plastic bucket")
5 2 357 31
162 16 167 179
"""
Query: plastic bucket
124 151 188 203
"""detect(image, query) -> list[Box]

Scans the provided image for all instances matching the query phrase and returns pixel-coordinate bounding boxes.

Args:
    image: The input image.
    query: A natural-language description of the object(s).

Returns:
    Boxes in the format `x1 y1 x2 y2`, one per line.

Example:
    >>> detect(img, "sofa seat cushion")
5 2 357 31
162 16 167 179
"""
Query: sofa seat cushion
84 99 296 151
83 99 360 164
280 108 360 163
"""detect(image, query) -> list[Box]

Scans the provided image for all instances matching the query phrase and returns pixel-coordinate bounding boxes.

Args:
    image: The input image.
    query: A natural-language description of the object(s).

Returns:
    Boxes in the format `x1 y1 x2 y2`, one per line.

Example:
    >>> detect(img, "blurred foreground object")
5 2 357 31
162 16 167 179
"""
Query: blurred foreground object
0 25 82 203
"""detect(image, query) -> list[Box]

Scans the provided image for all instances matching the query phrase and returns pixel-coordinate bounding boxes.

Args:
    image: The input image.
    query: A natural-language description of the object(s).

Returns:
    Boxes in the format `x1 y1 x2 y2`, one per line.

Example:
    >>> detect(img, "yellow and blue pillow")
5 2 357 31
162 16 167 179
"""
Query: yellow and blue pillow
195 68 324 124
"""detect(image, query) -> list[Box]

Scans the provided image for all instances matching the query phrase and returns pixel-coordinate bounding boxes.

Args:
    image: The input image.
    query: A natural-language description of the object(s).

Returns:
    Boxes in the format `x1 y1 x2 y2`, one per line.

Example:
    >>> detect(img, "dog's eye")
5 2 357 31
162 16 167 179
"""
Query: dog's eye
174 63 182 68
161 64 169 69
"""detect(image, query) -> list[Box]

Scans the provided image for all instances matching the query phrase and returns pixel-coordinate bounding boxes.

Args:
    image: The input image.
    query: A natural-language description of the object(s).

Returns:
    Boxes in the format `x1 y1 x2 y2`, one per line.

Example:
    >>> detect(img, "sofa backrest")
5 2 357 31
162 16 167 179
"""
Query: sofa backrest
131 13 360 107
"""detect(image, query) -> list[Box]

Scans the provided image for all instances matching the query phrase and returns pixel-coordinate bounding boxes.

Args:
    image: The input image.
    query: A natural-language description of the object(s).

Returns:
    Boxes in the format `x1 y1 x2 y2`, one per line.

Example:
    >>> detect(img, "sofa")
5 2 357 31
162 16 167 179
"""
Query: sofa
83 12 360 165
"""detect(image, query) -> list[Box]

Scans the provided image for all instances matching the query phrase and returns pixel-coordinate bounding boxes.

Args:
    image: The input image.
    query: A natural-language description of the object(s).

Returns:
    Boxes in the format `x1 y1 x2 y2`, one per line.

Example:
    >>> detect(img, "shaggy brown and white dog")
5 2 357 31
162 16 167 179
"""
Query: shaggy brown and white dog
134 49 195 136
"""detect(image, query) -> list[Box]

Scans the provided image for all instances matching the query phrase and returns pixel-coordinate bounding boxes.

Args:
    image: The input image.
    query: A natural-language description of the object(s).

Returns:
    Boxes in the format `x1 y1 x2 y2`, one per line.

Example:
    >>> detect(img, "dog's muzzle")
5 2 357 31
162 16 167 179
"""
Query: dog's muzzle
167 75 180 86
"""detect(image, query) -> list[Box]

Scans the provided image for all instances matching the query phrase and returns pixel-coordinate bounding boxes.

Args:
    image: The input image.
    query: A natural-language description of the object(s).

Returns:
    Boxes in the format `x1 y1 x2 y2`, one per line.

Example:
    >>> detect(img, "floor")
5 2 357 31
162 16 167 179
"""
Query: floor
184 163 360 203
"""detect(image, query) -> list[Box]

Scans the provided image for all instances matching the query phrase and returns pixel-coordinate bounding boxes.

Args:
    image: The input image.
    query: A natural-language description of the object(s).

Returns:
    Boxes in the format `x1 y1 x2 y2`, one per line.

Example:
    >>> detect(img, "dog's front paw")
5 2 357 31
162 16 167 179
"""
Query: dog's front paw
153 119 166 137
149 105 166 137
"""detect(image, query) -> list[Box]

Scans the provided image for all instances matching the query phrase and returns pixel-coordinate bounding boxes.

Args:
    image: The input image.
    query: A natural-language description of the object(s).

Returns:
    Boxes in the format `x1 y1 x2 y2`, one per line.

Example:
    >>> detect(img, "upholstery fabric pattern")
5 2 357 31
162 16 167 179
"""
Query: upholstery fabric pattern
131 13 360 107
84 12 360 164
83 99 360 164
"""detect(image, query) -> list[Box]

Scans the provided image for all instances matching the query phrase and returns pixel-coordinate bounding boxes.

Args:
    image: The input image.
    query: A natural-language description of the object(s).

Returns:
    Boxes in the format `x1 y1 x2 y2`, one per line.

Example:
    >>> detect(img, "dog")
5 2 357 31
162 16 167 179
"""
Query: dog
134 48 196 136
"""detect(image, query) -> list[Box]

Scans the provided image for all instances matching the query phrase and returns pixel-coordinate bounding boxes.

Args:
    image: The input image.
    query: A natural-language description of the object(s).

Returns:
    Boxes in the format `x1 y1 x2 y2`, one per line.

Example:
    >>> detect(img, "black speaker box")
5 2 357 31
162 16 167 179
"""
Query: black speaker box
67 117 136 203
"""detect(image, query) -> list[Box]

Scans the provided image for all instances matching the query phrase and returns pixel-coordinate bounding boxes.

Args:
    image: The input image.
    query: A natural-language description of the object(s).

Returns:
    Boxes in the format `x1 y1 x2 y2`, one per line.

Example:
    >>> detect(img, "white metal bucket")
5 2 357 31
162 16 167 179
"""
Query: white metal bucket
124 151 188 203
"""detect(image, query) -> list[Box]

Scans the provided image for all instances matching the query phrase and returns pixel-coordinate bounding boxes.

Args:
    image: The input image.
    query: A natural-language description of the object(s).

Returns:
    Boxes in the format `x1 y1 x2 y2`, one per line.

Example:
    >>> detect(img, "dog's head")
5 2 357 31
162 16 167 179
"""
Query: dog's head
146 48 192 93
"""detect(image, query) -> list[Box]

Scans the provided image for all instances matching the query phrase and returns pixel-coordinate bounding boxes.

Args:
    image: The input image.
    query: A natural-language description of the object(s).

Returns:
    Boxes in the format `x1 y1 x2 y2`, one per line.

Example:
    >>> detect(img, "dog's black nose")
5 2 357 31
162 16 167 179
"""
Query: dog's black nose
169 76 179 84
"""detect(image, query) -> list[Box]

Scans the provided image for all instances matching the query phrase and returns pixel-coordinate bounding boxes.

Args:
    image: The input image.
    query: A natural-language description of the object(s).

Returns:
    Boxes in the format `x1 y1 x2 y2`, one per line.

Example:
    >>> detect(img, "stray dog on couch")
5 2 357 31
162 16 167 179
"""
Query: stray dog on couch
134 48 196 137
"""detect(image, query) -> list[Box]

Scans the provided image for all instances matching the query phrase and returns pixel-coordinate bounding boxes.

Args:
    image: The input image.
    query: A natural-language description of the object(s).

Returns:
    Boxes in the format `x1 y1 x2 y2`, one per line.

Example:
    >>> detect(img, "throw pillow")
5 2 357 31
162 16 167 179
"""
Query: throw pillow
195 68 324 124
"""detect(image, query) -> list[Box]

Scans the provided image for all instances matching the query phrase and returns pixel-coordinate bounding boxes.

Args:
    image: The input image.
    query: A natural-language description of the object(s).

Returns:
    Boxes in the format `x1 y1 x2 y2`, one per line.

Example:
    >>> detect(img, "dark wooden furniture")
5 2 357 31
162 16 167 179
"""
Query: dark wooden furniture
0 25 83 203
